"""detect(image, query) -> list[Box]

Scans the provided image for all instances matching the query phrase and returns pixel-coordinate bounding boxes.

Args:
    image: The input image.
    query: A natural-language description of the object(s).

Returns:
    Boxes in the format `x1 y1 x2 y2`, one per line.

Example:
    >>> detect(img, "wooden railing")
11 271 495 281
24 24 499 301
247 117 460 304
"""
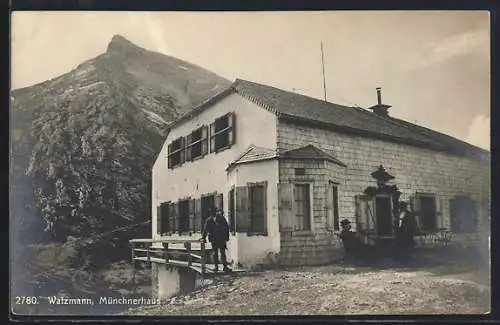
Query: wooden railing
129 238 208 274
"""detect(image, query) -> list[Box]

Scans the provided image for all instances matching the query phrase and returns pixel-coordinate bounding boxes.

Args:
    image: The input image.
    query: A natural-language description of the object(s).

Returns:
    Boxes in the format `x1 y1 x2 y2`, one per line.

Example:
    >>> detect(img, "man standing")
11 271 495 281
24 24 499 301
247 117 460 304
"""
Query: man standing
201 208 231 273
396 202 417 261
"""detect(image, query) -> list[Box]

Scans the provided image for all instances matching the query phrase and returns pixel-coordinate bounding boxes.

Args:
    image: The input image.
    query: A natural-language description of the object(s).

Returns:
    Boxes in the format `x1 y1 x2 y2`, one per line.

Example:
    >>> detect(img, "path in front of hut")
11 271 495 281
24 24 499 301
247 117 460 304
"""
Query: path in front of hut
120 246 490 316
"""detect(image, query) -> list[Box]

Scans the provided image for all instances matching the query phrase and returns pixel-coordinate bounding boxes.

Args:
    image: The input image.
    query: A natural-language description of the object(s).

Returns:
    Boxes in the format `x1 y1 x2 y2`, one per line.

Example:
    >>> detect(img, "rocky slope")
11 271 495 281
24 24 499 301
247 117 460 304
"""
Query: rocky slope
10 35 230 292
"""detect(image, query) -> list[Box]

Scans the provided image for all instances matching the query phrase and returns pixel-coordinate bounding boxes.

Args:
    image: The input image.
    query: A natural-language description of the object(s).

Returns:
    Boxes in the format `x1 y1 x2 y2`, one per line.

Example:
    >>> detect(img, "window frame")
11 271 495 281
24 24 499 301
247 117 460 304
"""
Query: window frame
167 136 185 169
292 181 314 232
186 125 208 162
210 112 235 153
449 195 478 233
247 181 268 236
414 192 439 232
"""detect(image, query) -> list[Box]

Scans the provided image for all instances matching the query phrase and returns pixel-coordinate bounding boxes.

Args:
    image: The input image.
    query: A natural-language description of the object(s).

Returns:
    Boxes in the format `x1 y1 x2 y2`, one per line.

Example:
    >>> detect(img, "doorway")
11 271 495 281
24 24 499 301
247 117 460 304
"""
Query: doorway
375 196 393 236
419 196 437 231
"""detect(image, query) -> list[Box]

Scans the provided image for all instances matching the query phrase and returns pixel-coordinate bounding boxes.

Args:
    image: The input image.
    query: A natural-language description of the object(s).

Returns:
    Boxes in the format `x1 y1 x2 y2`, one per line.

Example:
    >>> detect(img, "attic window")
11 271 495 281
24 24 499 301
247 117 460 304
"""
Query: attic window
168 137 185 168
210 112 235 153
186 126 208 161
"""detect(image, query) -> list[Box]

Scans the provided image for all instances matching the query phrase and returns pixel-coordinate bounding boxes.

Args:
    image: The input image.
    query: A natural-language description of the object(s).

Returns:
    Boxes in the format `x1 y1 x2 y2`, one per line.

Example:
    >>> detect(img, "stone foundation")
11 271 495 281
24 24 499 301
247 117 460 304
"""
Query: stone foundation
152 264 212 301
279 231 345 266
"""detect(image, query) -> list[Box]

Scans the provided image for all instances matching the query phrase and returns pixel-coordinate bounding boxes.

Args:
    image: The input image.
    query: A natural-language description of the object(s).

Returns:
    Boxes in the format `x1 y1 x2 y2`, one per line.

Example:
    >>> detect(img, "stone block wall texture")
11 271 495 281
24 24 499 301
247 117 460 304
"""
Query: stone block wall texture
278 231 344 266
276 121 490 265
277 121 490 230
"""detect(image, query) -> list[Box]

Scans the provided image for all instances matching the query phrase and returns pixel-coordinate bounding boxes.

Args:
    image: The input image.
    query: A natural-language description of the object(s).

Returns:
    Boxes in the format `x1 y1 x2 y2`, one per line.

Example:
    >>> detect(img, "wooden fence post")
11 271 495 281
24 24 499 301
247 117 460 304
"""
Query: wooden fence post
163 242 169 262
201 241 206 274
131 241 137 284
185 242 192 267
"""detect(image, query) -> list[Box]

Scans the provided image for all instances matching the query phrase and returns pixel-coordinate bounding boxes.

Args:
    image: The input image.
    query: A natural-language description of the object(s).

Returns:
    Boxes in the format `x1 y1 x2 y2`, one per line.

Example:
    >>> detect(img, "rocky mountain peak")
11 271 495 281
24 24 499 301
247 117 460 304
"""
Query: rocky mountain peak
106 34 145 55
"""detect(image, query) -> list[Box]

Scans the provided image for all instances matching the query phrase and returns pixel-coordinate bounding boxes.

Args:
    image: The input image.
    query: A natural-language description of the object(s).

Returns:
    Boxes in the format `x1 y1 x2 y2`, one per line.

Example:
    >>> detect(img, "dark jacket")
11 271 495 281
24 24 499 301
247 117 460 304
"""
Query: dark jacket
202 215 230 244
339 229 359 255
398 211 417 246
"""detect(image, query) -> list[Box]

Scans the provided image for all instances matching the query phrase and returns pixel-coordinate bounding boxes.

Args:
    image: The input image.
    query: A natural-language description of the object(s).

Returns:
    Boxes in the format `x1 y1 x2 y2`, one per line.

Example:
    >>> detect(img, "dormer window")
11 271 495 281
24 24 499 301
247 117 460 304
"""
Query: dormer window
167 137 185 168
210 112 235 153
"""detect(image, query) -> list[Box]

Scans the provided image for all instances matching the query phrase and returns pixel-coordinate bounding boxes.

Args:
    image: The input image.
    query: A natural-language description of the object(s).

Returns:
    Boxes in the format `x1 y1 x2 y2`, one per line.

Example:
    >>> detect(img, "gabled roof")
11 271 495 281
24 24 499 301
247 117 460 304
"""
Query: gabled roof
280 144 347 167
226 145 277 171
167 78 490 162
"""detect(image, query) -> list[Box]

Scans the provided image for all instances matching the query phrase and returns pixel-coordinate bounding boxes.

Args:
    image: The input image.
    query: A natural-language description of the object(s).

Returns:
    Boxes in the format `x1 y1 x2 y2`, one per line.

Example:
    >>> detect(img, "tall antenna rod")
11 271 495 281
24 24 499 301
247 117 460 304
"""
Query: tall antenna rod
321 41 327 102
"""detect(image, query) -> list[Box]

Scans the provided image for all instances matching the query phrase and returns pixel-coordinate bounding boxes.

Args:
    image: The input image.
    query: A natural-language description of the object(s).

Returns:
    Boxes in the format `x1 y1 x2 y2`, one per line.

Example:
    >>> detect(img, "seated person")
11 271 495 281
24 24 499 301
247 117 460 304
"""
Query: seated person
339 219 359 256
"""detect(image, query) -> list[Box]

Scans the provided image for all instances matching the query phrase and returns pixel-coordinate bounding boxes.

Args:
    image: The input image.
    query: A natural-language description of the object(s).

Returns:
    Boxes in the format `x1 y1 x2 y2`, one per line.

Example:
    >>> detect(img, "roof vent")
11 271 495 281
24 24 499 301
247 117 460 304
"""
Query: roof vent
368 87 392 117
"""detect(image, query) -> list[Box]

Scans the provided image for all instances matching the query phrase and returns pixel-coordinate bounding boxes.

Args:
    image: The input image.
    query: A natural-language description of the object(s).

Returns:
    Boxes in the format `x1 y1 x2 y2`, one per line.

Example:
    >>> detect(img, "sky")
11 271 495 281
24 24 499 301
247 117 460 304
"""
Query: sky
11 11 490 150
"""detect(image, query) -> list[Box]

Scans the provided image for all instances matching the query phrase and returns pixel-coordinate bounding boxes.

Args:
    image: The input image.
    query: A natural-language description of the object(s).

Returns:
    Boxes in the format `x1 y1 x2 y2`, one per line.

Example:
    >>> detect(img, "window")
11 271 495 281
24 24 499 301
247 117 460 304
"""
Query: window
186 126 208 161
450 196 477 233
178 199 190 233
210 113 235 153
248 182 267 234
167 137 185 168
234 183 268 235
293 183 311 231
414 193 438 232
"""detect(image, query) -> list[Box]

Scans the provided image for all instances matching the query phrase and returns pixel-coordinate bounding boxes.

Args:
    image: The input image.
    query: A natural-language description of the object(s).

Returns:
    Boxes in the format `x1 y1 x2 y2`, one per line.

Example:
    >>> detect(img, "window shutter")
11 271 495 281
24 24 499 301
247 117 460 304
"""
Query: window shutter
332 186 340 231
189 199 195 232
235 186 249 232
179 137 186 164
156 206 162 234
436 196 443 229
168 203 175 234
228 189 236 233
201 126 208 155
410 195 422 231
167 144 172 169
185 134 192 162
171 202 179 234
449 198 458 232
162 202 170 233
262 182 268 233
325 185 333 229
194 198 202 232
470 200 478 232
209 122 216 153
355 195 375 233
355 195 375 244
278 183 294 231
366 198 375 234
228 112 235 146
216 193 224 213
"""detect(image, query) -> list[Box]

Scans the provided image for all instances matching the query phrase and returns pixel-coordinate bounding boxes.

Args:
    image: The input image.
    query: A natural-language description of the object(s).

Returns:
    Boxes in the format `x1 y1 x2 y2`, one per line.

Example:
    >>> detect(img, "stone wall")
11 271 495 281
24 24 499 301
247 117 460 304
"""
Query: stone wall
278 231 344 266
277 120 490 232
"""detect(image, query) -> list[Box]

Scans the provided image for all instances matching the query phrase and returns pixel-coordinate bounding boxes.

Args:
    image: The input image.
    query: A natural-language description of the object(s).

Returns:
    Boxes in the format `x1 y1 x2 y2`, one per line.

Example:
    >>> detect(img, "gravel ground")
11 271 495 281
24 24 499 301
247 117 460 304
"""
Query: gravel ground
120 262 490 316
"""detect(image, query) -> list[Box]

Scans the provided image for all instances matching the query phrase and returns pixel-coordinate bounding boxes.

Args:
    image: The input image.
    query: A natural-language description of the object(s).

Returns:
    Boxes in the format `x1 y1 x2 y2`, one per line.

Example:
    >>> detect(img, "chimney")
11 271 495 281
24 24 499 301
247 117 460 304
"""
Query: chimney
368 87 391 117
376 87 382 105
